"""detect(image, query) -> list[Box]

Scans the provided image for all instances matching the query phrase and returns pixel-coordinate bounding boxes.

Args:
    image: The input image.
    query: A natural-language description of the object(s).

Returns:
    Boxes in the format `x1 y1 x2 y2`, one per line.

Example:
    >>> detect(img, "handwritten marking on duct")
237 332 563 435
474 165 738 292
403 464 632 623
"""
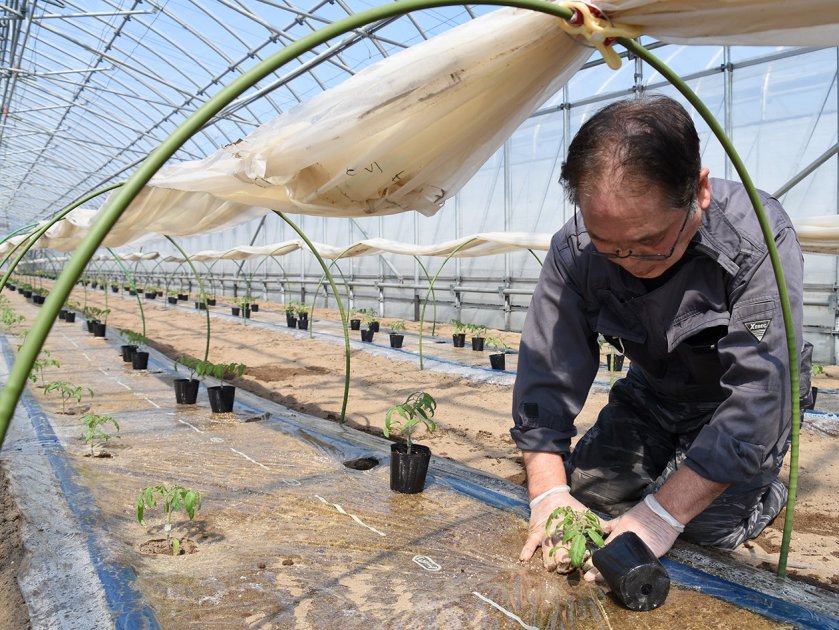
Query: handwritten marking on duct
472 592 538 630
314 495 386 537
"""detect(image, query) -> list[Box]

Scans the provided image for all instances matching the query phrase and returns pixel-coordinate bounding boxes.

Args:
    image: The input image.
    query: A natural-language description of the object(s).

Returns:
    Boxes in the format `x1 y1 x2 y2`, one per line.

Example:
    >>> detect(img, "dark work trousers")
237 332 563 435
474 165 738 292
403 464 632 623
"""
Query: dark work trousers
566 374 788 550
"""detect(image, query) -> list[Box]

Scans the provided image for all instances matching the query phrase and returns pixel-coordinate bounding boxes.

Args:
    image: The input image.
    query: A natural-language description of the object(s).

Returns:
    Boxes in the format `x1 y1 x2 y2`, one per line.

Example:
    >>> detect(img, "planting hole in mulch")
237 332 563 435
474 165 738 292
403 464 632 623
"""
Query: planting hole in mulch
138 538 198 556
343 456 380 470
83 452 113 458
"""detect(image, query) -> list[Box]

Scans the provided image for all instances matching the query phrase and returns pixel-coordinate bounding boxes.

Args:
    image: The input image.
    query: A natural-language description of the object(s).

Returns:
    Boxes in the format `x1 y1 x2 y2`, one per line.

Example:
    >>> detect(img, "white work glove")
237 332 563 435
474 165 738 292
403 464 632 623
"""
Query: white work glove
583 495 682 582
520 485 589 573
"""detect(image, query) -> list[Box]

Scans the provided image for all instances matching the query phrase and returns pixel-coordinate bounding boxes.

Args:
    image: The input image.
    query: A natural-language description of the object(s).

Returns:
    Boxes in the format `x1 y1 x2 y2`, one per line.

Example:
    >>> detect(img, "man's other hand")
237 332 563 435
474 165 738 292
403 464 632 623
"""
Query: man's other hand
520 487 588 573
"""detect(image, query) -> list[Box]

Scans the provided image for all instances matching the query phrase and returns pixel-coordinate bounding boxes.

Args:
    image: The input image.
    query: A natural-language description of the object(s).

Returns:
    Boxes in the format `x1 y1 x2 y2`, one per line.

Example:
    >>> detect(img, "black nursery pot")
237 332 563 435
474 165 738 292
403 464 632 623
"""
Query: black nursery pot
174 378 200 404
167 296 178 305
471 337 485 352
244 307 251 319
286 315 297 328
231 306 240 317
207 298 217 306
121 345 137 362
33 295 45 304
360 329 374 342
112 286 119 293
390 333 404 349
132 351 149 370
607 354 625 372
390 443 431 494
58 310 66 320
93 322 107 337
64 312 76 323
489 353 506 371
350 318 361 330
296 316 307 329
178 293 188 301
370 321 380 333
452 333 466 348
207 385 236 413
23 290 32 298
592 531 670 611
144 292 156 299
250 304 259 312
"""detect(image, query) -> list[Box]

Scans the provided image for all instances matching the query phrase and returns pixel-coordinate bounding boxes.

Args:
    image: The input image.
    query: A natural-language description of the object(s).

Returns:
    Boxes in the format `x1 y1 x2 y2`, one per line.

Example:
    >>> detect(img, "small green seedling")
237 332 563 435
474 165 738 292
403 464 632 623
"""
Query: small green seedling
43 381 94 413
120 328 148 349
384 391 437 454
29 349 60 384
485 336 509 354
466 323 487 338
174 354 199 380
389 320 406 333
81 414 120 455
812 364 825 377
137 484 202 556
192 360 247 387
0 307 24 331
546 506 606 569
450 319 466 334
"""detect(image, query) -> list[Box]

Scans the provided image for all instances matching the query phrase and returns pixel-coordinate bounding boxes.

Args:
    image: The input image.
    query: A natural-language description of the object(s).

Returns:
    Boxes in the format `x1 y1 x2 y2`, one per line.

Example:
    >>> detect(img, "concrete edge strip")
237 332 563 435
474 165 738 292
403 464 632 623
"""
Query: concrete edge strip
0 334 161 630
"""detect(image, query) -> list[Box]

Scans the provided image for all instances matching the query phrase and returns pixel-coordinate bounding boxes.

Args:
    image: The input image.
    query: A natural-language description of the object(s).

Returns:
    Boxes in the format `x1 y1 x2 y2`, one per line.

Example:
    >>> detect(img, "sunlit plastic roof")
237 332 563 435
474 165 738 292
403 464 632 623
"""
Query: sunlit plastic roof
0 0 490 231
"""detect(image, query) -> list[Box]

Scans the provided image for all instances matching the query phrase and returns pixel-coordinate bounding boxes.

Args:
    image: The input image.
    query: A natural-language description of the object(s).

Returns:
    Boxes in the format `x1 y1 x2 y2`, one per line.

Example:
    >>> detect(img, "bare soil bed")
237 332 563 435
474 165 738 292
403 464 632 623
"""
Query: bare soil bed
66 287 839 591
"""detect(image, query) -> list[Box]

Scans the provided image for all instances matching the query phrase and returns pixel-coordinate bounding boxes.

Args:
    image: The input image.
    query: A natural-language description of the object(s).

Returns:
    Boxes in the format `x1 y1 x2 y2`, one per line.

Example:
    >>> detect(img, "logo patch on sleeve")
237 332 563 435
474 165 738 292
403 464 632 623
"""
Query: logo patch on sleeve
745 319 771 342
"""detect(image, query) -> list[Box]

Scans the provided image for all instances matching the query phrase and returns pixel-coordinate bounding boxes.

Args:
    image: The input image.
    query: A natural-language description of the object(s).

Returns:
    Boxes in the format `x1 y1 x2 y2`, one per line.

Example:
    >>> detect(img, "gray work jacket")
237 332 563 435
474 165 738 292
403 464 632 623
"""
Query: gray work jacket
511 179 805 484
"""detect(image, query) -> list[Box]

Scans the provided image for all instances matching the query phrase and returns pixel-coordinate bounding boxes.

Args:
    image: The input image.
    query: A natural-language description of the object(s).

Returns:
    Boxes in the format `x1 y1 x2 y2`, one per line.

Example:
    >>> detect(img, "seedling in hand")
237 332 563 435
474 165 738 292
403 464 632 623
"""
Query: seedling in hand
81 414 120 456
384 391 437 454
137 484 202 556
546 506 606 569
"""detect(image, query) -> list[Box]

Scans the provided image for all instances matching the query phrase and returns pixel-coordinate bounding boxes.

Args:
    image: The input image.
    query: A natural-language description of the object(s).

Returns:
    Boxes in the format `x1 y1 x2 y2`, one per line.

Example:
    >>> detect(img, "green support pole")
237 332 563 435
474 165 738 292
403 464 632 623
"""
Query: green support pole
106 249 147 338
618 38 802 578
165 237 211 363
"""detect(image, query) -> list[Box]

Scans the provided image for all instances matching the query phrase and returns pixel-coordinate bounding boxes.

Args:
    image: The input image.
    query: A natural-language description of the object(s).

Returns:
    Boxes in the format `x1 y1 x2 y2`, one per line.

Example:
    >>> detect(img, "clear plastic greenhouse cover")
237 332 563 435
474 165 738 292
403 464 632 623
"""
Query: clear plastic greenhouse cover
11 0 839 253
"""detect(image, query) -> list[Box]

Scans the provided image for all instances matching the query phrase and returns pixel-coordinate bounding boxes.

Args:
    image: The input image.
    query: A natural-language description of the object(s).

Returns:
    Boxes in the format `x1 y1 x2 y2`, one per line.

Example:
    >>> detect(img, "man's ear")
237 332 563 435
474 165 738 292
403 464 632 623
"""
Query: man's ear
697 167 711 210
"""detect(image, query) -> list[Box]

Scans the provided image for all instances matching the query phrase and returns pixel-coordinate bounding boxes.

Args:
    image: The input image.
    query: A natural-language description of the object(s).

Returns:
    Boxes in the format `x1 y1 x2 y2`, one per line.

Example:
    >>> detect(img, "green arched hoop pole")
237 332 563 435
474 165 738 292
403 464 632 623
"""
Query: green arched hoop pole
165 236 211 363
273 211 351 424
418 239 477 370
617 38 801 578
0 182 124 293
308 244 355 338
106 249 147 338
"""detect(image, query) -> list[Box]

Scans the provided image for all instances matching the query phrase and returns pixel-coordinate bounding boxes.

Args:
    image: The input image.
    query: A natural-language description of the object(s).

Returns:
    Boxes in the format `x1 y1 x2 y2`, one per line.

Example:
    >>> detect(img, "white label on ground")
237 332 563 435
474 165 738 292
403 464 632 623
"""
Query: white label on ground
115 380 131 390
82 353 92 362
209 437 224 443
472 592 539 630
143 396 160 409
412 555 441 572
281 479 301 486
314 495 386 537
230 447 270 470
177 418 203 433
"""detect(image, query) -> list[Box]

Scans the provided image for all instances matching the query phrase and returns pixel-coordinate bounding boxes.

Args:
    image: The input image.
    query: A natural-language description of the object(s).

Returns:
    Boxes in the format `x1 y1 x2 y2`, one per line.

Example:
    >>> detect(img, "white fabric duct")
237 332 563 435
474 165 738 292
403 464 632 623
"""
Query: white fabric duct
793 216 839 255
15 0 839 252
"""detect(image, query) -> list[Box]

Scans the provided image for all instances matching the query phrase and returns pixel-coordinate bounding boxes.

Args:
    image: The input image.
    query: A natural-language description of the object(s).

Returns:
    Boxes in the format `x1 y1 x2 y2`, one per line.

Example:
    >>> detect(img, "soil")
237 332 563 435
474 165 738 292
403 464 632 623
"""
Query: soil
0 466 30 630
1 285 838 625
138 538 199 556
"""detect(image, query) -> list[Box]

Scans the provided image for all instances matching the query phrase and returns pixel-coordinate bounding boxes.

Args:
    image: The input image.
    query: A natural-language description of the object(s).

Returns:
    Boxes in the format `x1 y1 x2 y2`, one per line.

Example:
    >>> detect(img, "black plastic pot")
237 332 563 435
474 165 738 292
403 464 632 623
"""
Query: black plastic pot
195 302 206 310
23 290 32 298
33 295 45 304
132 351 149 370
178 293 188 301
489 353 506 370
244 307 251 319
207 385 235 413
167 296 178 304
390 334 404 348
286 315 297 328
129 289 137 296
471 337 485 352
112 286 119 293
121 345 137 362
607 354 625 372
58 310 66 320
250 304 259 312
370 321 380 333
232 307 240 317
390 443 431 494
93 322 106 337
207 298 216 306
592 531 670 611
361 329 374 342
174 378 200 404
144 292 156 299
350 318 361 330
452 333 466 348
65 312 76 323
297 317 307 329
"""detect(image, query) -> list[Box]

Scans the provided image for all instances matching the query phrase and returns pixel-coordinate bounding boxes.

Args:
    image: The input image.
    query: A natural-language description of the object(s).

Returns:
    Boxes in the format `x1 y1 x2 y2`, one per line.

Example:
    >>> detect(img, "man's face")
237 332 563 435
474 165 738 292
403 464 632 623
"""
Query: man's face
578 168 710 279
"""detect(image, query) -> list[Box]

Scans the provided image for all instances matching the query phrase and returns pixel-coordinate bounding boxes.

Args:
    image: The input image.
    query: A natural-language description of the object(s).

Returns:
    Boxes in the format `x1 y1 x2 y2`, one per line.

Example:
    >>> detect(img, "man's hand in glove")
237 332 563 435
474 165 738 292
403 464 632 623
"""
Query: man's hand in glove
583 495 682 582
520 485 589 573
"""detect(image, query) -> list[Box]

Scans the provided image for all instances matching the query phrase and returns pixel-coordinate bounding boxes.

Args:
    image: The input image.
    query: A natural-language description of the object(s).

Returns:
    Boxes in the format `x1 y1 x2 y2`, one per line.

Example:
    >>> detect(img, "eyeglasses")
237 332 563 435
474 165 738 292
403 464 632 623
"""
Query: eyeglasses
573 205 693 261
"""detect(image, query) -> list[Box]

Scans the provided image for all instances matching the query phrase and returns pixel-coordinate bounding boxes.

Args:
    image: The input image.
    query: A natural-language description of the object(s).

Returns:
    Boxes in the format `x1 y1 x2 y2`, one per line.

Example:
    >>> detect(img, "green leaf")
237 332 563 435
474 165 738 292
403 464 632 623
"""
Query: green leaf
587 528 605 548
569 534 587 568
171 538 180 556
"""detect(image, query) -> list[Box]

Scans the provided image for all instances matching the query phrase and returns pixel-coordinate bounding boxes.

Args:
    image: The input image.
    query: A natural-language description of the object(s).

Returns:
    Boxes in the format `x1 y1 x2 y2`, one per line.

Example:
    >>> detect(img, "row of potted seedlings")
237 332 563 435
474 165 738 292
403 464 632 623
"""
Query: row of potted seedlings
451 320 509 370
173 355 247 413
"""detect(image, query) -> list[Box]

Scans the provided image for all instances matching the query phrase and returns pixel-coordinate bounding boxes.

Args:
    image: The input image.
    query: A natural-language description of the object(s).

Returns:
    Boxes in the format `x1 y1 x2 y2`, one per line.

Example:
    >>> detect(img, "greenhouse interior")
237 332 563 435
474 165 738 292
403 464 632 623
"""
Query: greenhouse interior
1 0 838 628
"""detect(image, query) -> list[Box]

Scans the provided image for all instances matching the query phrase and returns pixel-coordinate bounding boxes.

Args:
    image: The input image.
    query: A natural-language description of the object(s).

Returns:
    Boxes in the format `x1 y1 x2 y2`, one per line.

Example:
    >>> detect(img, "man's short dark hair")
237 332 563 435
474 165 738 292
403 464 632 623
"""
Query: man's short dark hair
559 95 701 209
